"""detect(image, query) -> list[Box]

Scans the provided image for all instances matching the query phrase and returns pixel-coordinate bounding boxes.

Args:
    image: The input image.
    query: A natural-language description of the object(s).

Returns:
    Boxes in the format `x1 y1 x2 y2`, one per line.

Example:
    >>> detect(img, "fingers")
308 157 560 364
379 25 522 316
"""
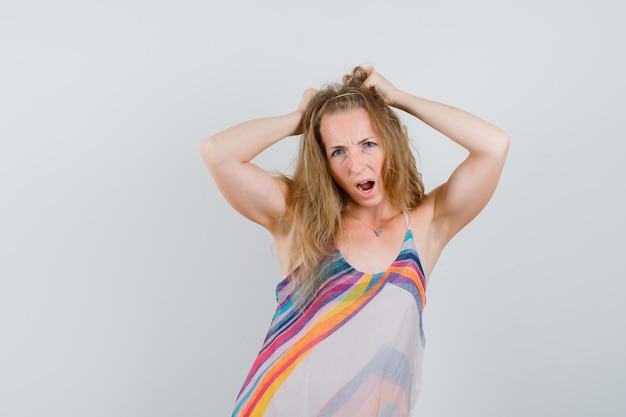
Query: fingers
301 87 317 103
362 69 397 105
296 87 318 117
343 66 374 85
362 67 385 89
303 87 318 97
340 66 396 105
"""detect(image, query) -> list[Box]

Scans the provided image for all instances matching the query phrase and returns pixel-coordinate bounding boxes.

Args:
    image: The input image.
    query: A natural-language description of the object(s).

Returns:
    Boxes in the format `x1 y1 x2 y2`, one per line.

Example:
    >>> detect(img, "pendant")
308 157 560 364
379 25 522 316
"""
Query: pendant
374 228 382 237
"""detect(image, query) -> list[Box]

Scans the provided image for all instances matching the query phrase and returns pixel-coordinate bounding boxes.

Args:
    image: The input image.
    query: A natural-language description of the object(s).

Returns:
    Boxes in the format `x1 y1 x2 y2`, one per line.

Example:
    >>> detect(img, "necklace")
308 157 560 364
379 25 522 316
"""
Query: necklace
348 211 400 237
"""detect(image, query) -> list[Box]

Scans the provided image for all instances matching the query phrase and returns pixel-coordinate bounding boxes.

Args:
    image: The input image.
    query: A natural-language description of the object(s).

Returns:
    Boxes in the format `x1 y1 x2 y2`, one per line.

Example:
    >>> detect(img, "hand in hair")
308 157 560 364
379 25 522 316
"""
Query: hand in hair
293 88 318 135
298 88 318 113
343 66 399 106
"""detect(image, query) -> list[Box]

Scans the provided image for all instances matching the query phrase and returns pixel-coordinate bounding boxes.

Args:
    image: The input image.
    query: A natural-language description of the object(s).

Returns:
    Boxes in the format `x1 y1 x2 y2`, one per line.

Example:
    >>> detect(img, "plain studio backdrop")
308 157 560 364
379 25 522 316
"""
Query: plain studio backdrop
1 0 624 416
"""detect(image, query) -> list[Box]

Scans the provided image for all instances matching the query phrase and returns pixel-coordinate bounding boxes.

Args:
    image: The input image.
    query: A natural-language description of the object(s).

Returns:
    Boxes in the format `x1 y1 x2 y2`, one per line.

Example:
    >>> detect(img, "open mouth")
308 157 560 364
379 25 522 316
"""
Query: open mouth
357 181 375 193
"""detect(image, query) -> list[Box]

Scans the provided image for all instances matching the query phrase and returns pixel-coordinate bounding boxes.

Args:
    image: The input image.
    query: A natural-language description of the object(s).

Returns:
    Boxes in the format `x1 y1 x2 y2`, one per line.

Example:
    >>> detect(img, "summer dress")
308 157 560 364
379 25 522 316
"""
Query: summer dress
232 213 427 417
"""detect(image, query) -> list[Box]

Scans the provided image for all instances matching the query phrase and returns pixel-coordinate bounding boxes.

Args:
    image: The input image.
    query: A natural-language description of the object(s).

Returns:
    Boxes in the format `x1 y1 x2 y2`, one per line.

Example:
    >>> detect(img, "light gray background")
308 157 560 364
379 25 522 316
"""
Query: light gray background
1 0 624 416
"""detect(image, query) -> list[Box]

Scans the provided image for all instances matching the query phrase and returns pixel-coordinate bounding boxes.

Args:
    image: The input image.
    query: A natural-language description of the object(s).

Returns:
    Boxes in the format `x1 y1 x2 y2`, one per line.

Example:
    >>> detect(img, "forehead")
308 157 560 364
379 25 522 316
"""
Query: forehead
319 108 375 145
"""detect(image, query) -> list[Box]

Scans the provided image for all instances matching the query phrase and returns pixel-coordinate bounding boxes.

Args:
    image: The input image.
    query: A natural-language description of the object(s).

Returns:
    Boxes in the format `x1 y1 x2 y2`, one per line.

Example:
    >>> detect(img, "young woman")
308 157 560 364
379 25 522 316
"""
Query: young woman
202 66 509 416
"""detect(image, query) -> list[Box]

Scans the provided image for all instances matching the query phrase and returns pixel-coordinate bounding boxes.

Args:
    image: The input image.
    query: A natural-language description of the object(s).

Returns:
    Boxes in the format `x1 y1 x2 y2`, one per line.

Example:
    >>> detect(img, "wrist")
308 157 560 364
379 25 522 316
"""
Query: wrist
390 90 414 112
285 110 304 136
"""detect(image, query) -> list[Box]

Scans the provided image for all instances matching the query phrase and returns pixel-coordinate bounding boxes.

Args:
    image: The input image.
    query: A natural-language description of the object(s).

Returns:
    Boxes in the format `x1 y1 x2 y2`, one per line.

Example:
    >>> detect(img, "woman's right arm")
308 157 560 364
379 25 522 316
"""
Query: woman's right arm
201 90 315 233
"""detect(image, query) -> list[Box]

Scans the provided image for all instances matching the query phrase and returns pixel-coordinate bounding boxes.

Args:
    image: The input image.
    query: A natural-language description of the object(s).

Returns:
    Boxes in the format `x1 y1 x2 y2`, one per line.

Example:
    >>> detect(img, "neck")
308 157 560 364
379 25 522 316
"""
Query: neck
345 204 402 238
347 204 397 226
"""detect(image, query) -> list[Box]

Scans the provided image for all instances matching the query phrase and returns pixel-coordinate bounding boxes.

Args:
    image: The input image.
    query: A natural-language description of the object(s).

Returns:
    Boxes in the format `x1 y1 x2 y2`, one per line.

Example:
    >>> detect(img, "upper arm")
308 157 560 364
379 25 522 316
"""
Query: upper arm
201 140 288 233
431 132 510 243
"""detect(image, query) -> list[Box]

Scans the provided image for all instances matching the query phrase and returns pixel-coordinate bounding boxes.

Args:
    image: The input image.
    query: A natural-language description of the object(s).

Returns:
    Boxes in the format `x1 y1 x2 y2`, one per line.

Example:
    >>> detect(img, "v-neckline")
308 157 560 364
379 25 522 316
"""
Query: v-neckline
335 227 412 276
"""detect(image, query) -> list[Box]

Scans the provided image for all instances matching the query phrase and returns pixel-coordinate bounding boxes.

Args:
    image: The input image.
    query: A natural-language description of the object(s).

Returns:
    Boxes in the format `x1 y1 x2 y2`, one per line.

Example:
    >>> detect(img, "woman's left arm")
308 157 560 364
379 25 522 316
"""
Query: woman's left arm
363 68 510 243
397 92 510 242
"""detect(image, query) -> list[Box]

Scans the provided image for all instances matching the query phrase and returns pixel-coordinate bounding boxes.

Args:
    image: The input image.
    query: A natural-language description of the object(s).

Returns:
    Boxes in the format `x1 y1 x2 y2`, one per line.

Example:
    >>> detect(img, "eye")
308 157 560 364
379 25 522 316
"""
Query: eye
363 141 377 149
330 149 344 157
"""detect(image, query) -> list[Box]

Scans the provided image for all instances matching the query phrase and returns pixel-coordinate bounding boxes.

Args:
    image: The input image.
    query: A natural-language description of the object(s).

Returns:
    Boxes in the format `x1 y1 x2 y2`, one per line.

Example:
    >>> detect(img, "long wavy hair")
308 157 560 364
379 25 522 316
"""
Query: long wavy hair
283 67 425 302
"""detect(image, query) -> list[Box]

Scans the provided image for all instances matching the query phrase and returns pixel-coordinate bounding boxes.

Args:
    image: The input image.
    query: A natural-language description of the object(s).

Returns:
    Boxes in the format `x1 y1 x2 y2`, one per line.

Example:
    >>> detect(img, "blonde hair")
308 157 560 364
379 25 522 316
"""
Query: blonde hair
283 67 425 302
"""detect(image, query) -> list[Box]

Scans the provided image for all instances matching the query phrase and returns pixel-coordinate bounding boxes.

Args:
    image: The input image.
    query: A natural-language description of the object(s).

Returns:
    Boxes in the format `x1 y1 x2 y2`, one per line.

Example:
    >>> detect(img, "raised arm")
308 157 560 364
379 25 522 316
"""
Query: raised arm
201 89 317 234
362 68 510 244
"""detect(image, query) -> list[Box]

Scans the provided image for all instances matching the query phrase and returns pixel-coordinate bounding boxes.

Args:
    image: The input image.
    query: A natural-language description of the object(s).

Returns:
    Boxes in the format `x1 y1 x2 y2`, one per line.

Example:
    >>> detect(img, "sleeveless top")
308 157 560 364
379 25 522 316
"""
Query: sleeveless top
232 213 427 417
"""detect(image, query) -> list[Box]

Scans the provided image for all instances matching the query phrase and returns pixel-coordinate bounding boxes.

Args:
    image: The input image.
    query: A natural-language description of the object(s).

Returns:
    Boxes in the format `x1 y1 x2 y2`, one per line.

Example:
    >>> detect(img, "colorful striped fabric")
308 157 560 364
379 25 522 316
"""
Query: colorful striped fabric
232 221 427 417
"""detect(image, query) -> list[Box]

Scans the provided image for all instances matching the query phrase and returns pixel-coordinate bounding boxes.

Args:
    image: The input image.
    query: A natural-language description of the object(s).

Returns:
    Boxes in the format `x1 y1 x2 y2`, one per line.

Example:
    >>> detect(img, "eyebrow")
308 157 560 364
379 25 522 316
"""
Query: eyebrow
358 136 375 144
327 136 375 148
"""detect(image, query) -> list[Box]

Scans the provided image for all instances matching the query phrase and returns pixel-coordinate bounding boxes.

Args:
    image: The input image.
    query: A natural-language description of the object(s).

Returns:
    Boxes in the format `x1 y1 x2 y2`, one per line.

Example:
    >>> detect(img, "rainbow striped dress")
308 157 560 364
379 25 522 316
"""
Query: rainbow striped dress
232 220 427 417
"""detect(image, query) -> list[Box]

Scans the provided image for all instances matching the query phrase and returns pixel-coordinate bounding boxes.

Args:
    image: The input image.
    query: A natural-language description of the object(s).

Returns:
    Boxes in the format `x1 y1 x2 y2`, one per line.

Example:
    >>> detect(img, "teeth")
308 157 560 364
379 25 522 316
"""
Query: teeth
357 181 373 193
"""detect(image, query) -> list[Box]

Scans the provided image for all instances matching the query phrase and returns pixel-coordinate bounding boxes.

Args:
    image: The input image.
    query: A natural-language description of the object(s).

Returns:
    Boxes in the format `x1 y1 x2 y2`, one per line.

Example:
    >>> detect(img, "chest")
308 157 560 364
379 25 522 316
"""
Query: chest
336 208 433 276
336 218 408 274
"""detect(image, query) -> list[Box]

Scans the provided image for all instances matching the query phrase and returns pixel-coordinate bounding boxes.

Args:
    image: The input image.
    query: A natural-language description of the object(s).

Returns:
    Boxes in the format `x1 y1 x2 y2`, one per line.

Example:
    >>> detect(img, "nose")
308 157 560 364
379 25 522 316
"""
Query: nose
348 149 365 173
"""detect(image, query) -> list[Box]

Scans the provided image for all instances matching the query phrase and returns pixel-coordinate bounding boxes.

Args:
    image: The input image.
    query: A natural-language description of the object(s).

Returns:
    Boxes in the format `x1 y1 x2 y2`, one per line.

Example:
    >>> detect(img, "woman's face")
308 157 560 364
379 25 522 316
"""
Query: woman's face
320 108 386 207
